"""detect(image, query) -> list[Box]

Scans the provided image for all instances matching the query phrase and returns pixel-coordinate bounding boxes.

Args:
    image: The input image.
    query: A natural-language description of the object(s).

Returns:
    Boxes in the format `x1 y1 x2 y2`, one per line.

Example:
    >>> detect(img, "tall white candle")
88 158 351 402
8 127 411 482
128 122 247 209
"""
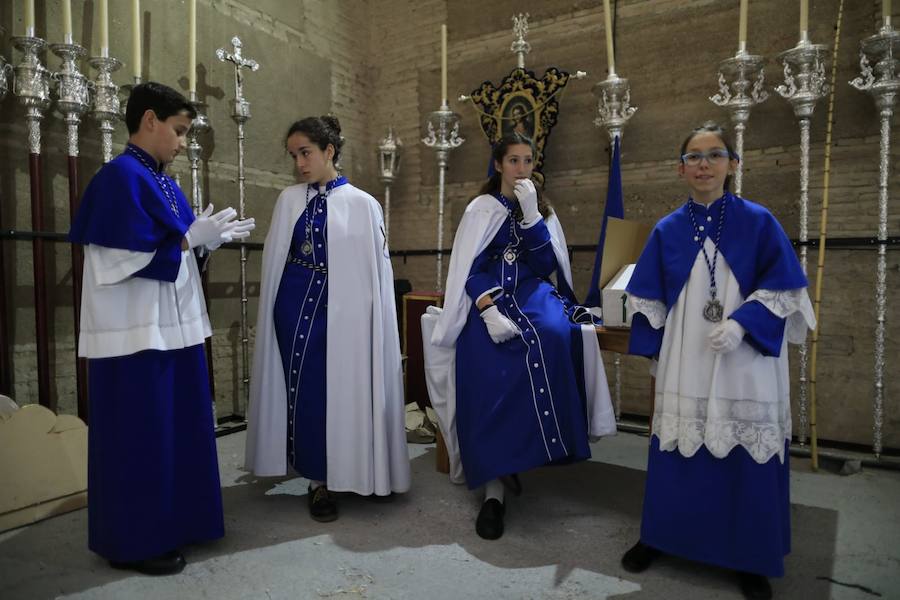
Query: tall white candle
24 0 35 37
884 0 892 25
800 0 809 39
440 24 447 107
132 0 141 80
603 0 615 74
189 0 197 94
62 0 73 43
99 0 109 57
739 0 749 52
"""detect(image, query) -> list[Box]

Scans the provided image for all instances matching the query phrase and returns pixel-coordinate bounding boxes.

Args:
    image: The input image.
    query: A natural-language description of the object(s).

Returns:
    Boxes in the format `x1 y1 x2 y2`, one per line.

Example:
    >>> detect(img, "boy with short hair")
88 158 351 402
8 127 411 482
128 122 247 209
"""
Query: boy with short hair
69 81 254 575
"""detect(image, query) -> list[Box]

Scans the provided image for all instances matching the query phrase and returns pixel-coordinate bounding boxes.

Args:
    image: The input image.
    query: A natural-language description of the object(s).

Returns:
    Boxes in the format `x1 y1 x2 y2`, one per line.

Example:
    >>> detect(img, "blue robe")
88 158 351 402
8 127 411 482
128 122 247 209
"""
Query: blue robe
626 193 806 577
70 144 224 562
272 177 347 481
455 194 592 490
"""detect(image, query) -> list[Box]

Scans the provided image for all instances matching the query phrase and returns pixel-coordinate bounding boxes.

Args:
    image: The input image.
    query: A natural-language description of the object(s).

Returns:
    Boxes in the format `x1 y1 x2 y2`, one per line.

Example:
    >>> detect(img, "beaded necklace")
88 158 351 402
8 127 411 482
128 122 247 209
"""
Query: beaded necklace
687 194 728 322
126 145 180 217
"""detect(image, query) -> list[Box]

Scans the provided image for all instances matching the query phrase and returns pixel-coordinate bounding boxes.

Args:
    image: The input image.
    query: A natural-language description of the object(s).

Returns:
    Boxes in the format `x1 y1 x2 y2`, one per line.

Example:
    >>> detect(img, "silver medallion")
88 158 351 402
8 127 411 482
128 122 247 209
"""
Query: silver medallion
503 248 517 265
703 298 724 322
300 240 313 256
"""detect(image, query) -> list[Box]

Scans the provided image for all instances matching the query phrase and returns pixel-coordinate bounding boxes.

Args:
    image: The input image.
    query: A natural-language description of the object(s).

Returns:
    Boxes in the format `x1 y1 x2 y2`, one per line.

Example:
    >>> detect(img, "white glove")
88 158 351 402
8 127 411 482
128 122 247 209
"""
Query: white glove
185 205 239 249
208 216 256 250
513 178 540 224
709 319 745 354
480 305 521 344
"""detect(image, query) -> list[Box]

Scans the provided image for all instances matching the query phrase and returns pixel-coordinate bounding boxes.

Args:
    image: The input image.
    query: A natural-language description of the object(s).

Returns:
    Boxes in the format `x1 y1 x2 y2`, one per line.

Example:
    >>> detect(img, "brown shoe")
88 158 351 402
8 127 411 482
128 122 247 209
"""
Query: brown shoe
308 484 338 522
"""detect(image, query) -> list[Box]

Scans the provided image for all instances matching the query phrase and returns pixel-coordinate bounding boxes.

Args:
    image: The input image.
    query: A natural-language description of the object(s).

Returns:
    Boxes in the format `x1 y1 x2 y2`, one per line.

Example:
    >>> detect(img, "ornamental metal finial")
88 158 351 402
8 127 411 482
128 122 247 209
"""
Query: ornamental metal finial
511 13 531 69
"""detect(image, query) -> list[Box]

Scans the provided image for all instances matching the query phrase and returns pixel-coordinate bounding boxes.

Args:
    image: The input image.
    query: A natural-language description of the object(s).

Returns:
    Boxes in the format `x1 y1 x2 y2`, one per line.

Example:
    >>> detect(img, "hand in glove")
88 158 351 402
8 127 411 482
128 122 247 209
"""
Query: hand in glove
208 216 256 251
185 205 239 249
513 178 540 225
480 305 521 344
708 318 745 354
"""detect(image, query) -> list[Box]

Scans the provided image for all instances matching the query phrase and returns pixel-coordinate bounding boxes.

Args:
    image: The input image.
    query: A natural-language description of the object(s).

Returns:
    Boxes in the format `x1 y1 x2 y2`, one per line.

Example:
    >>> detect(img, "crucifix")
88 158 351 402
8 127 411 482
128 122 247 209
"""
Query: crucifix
216 36 259 417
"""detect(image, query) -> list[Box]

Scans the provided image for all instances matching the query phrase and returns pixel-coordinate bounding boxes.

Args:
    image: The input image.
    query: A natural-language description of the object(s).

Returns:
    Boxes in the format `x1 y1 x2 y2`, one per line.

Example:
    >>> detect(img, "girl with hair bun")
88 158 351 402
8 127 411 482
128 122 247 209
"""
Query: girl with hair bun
424 132 616 540
246 115 410 522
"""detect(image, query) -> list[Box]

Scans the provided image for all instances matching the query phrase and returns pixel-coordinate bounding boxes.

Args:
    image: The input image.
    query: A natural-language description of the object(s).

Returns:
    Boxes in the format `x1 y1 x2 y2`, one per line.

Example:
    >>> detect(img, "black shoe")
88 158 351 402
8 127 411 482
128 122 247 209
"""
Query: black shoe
475 498 505 540
621 541 662 573
110 550 186 576
738 572 773 600
308 484 338 522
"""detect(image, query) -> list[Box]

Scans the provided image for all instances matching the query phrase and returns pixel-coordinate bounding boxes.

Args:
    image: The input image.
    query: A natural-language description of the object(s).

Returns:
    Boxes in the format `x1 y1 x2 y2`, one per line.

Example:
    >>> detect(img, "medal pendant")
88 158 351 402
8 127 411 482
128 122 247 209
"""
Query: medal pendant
703 298 724 322
503 248 517 265
300 240 313 256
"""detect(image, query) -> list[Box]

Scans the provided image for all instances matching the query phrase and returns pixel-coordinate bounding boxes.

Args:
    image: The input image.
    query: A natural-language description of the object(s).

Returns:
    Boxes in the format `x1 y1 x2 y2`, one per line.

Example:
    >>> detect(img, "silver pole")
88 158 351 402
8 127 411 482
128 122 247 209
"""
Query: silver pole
776 37 829 445
850 20 898 459
217 36 259 418
88 55 121 164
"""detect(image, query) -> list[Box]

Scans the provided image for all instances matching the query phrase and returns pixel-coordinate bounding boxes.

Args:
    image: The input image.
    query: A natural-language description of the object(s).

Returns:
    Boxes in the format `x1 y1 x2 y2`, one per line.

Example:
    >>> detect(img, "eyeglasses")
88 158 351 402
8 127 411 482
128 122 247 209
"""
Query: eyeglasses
680 149 733 166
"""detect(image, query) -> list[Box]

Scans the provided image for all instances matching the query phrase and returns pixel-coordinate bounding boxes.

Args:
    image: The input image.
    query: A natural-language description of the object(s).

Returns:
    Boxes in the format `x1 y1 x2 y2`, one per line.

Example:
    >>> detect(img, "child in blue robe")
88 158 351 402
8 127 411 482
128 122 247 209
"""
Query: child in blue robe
69 82 254 575
621 122 815 600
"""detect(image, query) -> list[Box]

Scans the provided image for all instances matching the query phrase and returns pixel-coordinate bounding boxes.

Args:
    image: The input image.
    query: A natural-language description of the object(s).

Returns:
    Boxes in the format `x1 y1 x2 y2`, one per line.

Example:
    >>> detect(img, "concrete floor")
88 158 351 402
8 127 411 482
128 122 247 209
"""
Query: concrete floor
1 430 898 600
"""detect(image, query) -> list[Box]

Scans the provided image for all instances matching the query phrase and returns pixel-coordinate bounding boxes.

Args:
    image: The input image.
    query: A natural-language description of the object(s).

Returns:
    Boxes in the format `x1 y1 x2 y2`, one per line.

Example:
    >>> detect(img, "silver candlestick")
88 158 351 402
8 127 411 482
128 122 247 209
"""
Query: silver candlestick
592 73 637 143
89 55 122 163
377 127 402 244
593 69 636 420
776 35 829 447
710 48 769 196
421 105 464 291
13 35 52 155
217 36 259 417
51 43 91 156
849 17 899 459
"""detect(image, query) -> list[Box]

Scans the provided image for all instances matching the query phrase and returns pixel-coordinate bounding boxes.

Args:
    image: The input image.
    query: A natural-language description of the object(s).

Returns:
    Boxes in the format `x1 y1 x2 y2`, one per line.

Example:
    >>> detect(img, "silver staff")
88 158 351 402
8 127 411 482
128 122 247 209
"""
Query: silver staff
12 31 53 409
850 14 899 459
592 18 636 422
710 44 769 196
51 38 92 418
775 33 828 447
0 27 12 101
377 127 402 244
217 36 259 416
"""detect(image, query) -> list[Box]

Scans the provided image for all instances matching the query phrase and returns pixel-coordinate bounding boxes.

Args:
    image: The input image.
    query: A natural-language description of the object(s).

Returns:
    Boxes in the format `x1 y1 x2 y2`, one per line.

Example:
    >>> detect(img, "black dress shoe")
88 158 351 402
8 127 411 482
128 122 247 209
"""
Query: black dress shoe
475 498 505 540
738 572 773 600
308 484 338 522
621 541 662 573
110 550 186 576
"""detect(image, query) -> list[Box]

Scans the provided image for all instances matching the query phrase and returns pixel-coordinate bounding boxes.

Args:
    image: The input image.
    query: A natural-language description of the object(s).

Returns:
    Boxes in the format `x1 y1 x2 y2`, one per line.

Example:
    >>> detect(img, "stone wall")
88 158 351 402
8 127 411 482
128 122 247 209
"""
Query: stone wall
1 0 898 449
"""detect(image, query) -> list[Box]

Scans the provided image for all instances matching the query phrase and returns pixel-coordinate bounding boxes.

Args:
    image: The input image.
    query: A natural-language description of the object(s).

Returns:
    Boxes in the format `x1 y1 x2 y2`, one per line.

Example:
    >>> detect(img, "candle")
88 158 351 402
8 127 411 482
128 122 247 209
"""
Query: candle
738 0 749 51
24 0 35 37
800 0 808 40
603 0 615 74
440 24 447 107
885 0 892 25
189 0 197 95
99 0 109 57
132 0 141 80
62 0 73 43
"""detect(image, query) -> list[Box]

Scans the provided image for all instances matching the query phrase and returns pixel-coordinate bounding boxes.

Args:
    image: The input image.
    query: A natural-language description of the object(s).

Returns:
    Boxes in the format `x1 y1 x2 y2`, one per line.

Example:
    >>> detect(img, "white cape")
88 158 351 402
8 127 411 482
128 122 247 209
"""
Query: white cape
245 182 411 495
422 195 616 484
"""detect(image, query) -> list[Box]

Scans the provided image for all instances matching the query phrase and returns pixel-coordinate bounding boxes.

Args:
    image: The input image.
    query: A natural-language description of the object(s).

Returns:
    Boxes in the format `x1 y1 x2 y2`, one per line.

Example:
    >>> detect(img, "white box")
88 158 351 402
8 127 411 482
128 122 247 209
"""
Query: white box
601 263 636 327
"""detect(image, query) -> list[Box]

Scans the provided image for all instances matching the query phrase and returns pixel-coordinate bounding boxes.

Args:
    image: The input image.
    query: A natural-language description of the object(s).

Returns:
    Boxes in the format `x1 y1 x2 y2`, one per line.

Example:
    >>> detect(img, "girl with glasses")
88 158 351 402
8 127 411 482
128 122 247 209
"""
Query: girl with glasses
621 122 816 600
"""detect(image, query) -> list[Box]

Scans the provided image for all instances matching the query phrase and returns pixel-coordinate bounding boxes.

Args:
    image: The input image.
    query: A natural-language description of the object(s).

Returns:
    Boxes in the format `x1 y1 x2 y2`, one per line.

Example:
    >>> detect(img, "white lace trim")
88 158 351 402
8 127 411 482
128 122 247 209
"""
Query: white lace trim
745 288 816 344
627 295 667 329
652 392 789 464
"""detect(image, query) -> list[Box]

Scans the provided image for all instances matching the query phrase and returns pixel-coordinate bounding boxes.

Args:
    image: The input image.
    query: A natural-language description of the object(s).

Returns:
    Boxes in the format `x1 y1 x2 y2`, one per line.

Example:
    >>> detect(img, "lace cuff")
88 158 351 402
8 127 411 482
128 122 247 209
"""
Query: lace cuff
745 288 816 344
627 295 667 329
